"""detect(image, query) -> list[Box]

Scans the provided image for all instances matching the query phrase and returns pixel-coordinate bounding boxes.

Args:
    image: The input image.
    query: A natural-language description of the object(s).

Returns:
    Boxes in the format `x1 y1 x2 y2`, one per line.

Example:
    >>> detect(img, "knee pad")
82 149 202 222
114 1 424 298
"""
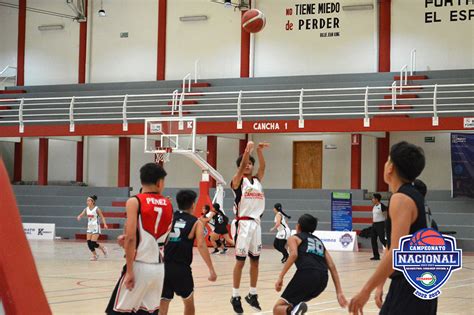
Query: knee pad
87 240 95 251
92 241 99 249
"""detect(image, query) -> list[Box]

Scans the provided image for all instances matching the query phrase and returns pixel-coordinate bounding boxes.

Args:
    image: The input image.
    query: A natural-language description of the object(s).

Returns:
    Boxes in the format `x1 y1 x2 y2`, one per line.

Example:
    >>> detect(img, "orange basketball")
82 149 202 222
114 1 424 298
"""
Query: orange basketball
242 9 266 33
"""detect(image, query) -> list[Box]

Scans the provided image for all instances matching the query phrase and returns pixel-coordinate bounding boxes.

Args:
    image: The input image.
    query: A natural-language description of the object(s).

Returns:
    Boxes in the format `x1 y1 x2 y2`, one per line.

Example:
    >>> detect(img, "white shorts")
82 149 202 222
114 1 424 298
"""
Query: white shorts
276 228 291 240
87 223 100 234
234 219 262 259
109 262 164 314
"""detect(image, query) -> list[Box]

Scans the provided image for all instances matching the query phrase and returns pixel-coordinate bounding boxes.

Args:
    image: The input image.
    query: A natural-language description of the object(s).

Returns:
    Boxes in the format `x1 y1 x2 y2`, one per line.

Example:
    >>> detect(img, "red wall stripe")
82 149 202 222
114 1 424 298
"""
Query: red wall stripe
118 137 131 187
378 0 391 72
38 138 48 185
78 0 88 84
76 138 84 182
13 139 23 182
377 132 390 191
351 134 362 189
157 0 167 80
16 0 26 86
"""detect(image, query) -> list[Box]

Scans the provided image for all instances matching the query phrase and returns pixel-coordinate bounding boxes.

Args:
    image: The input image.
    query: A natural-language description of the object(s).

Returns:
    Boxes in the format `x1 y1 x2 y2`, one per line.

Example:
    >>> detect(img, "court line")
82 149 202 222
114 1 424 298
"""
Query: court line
48 295 111 305
258 300 338 314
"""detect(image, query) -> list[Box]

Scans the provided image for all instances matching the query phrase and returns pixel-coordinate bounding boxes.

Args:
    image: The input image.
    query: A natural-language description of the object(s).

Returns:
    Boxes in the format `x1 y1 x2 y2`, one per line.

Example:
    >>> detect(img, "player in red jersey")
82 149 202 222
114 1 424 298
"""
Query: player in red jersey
106 163 174 315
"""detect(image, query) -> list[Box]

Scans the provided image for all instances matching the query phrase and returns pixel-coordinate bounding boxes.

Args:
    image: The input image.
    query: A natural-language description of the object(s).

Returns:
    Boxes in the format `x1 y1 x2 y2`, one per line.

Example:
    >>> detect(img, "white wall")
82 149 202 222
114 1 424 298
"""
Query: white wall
0 142 15 180
361 135 377 192
166 0 241 80
48 139 76 182
0 1 18 74
22 138 39 181
24 0 79 85
86 137 118 187
390 132 453 190
254 0 377 77
89 0 158 83
391 0 474 71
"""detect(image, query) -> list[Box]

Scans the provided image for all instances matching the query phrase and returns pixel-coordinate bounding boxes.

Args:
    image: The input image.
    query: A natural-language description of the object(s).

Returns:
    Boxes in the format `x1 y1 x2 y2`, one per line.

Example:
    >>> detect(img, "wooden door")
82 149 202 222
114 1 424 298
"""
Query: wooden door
293 141 323 189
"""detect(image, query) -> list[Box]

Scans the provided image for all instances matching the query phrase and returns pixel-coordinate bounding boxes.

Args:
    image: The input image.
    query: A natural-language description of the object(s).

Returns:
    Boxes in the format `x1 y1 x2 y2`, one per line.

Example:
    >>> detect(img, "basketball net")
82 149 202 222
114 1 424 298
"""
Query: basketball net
154 147 172 164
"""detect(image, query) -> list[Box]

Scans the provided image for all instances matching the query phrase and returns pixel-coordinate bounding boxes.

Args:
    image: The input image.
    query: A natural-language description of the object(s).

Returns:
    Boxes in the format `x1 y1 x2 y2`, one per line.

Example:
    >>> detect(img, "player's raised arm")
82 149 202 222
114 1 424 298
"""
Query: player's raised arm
124 197 139 290
256 142 269 182
195 220 217 282
231 141 254 189
325 250 348 308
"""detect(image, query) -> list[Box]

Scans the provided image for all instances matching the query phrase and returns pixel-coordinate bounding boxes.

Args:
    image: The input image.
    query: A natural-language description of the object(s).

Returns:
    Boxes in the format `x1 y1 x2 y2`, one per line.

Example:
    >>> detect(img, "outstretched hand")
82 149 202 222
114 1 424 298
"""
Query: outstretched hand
245 141 255 154
348 289 370 315
257 142 270 150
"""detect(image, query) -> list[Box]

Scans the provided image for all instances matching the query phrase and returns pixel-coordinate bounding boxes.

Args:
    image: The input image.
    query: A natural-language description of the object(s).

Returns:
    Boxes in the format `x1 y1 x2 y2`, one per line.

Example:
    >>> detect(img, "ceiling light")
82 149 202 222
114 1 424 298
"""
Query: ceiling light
342 4 374 11
38 24 64 31
179 15 208 22
224 0 232 8
98 0 106 17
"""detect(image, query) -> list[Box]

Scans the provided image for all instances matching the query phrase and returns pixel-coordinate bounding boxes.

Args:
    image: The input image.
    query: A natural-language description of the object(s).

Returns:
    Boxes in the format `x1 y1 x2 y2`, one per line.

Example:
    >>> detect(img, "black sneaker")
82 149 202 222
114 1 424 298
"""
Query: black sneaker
211 248 220 255
370 257 380 261
291 302 308 315
230 296 244 314
220 247 228 254
245 293 262 312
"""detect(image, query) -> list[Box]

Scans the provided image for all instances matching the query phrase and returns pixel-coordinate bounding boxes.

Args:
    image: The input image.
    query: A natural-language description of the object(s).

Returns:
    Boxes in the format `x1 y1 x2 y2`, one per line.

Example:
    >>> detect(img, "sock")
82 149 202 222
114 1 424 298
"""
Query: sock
232 288 240 298
249 287 257 295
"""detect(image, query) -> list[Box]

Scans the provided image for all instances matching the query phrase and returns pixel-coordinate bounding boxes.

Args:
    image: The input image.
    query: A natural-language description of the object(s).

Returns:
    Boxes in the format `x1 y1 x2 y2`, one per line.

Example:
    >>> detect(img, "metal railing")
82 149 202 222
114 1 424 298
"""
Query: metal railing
410 49 417 75
0 66 17 87
182 73 191 93
194 59 200 83
0 83 472 133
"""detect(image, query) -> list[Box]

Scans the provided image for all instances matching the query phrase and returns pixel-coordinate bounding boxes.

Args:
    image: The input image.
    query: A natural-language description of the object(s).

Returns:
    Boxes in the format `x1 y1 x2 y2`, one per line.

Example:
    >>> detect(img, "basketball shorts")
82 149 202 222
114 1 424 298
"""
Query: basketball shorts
276 228 290 240
281 269 328 306
214 225 229 235
234 219 262 260
105 262 164 315
161 262 194 300
87 223 100 234
380 276 438 315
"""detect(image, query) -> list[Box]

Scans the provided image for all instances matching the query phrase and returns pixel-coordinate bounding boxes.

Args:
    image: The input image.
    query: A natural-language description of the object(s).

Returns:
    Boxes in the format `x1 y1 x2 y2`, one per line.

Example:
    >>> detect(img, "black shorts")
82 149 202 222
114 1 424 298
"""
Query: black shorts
214 226 228 235
281 269 328 306
161 262 194 300
380 276 438 315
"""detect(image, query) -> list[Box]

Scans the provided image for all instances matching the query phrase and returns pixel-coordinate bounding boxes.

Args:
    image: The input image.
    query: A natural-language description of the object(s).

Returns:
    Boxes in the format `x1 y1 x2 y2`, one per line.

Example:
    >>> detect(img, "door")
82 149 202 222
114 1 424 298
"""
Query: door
293 141 323 189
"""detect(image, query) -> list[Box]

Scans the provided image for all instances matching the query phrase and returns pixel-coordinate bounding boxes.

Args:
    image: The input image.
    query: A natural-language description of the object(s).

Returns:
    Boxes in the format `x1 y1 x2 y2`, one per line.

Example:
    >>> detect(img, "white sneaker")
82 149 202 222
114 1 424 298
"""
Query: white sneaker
291 302 308 315
90 255 98 261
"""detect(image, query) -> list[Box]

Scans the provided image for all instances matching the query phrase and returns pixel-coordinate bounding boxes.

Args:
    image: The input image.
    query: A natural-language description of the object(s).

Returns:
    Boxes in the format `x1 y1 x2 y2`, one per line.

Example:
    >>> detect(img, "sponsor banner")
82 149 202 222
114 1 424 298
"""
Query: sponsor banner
291 230 358 252
450 133 474 198
393 228 462 300
23 223 55 240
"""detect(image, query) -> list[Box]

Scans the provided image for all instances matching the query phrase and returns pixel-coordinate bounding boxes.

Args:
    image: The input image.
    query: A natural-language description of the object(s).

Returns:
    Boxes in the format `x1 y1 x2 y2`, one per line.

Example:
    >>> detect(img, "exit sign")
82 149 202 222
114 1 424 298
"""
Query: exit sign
425 136 435 143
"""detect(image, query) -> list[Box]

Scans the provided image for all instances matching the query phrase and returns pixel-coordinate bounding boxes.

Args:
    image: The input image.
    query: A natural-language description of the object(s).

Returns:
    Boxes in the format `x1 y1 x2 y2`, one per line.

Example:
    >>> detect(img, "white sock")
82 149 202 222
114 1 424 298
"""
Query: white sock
232 288 240 297
249 287 257 295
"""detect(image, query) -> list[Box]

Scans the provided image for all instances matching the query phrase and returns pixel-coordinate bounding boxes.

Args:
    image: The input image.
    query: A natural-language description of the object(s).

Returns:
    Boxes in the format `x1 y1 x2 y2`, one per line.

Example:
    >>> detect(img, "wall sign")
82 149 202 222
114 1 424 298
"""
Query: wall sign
425 0 474 23
331 192 352 231
285 2 341 38
23 223 56 240
464 117 474 129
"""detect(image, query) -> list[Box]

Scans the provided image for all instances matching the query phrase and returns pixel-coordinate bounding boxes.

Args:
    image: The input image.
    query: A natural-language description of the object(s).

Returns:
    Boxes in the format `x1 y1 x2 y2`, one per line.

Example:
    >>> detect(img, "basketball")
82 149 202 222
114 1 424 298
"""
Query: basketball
410 229 445 246
242 9 266 33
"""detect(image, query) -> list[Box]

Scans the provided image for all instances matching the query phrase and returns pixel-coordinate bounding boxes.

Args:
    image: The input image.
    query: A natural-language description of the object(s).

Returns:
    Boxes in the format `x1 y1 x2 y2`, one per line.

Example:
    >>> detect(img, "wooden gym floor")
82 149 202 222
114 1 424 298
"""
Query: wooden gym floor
29 240 474 315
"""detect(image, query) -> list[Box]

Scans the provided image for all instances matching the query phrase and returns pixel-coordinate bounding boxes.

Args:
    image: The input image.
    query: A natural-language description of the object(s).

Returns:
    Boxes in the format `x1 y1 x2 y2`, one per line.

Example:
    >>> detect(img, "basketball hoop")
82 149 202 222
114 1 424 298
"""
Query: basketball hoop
154 147 172 164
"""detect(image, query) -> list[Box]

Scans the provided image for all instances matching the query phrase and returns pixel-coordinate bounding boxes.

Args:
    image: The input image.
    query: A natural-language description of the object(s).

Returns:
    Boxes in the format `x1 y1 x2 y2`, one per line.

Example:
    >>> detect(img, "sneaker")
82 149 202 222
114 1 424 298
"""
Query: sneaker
90 255 98 261
220 248 228 254
245 293 262 312
101 246 108 258
291 302 308 315
281 256 288 263
370 257 380 261
211 248 220 255
230 296 244 314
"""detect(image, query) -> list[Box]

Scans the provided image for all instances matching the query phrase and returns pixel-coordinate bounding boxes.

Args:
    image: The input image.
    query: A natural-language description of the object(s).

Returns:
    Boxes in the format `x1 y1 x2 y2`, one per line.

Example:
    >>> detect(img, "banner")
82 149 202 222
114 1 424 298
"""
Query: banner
23 223 55 240
291 230 358 252
450 133 474 198
331 192 352 231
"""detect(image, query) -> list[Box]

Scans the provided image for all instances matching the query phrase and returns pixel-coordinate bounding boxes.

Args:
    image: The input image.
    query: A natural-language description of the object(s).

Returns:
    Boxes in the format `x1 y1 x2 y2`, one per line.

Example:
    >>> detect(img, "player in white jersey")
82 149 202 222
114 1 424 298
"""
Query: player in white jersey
77 195 108 261
230 141 269 314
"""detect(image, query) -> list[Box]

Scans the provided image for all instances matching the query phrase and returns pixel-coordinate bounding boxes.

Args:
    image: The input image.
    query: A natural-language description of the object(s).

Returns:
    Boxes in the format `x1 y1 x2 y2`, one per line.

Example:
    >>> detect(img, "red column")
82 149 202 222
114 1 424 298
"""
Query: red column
239 134 249 155
350 134 362 189
240 0 251 78
378 0 391 72
16 0 26 86
377 132 390 191
118 137 131 187
157 0 167 80
76 138 84 182
38 138 48 185
207 136 217 188
78 0 88 83
13 140 23 182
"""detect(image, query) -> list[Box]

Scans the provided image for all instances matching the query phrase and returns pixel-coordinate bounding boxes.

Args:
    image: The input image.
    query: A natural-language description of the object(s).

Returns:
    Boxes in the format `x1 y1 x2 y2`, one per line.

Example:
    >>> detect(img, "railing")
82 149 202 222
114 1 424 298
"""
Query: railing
400 65 408 93
0 83 472 133
194 59 200 83
410 49 417 75
0 66 17 87
182 73 191 93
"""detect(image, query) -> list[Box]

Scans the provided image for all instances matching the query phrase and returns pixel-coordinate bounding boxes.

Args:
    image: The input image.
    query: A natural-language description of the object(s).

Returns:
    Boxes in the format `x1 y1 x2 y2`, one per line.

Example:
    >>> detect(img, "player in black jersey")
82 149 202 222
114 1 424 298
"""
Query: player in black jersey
209 203 234 254
274 214 348 315
160 190 217 315
349 141 436 315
